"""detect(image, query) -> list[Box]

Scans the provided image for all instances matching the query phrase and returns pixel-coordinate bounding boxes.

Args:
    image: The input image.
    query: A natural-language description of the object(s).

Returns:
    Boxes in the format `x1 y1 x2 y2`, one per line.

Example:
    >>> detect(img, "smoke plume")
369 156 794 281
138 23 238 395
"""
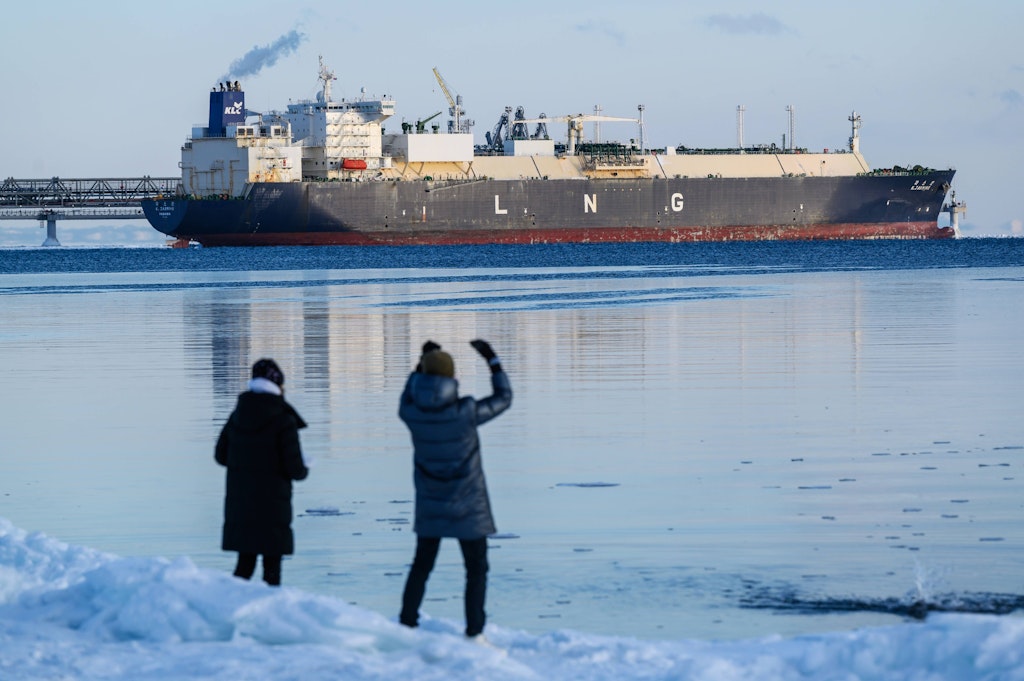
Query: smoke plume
220 30 307 81
704 13 791 35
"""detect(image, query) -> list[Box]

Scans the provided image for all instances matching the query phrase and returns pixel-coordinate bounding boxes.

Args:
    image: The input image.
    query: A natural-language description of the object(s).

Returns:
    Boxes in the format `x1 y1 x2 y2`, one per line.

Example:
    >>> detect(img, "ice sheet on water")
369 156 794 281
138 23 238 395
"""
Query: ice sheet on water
739 579 1024 621
300 507 354 517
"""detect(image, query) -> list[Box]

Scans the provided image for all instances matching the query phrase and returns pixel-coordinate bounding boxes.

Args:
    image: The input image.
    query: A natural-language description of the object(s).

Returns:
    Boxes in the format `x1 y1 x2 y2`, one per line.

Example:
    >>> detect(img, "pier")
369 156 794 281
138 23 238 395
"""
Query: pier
0 176 179 245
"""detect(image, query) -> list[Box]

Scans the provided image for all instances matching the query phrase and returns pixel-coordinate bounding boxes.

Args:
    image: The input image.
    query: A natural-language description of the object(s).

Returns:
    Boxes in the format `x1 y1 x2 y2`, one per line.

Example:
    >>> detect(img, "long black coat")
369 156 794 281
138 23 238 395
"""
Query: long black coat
215 391 309 555
399 370 512 539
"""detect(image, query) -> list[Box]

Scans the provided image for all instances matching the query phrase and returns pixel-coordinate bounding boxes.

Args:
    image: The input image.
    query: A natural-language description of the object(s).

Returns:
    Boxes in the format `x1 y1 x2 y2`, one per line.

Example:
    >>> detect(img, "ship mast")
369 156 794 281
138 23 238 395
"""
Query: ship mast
637 104 646 153
318 55 336 103
785 104 795 151
848 111 862 153
737 104 745 152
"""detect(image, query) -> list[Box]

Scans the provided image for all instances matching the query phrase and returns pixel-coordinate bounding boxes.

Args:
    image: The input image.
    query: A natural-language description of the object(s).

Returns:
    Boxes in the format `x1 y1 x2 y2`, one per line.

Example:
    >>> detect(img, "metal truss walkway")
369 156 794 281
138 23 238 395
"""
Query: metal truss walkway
0 176 180 245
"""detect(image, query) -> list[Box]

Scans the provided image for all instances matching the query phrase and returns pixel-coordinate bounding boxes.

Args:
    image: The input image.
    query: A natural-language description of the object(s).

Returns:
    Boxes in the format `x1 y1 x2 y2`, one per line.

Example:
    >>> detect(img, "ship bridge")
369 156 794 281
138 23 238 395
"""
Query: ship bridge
0 176 179 245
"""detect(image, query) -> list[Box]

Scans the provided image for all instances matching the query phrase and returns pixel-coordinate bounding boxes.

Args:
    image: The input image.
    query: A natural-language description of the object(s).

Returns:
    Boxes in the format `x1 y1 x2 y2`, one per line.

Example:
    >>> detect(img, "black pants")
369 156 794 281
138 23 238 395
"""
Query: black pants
234 552 282 586
400 536 489 637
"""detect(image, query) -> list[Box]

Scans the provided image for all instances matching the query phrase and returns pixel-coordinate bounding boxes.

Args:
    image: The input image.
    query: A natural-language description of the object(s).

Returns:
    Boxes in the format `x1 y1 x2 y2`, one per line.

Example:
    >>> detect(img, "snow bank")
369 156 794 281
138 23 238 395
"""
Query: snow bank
1 518 1021 680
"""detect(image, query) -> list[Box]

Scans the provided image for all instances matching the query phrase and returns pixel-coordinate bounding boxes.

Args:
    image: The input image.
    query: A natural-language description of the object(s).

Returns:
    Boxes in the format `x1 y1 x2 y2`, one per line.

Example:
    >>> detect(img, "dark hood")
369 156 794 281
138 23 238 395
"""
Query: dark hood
407 372 459 412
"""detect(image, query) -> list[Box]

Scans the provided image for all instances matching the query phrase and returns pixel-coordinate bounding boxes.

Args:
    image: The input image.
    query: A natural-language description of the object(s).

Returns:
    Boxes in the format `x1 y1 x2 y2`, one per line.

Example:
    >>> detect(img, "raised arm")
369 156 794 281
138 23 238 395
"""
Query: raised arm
470 339 512 425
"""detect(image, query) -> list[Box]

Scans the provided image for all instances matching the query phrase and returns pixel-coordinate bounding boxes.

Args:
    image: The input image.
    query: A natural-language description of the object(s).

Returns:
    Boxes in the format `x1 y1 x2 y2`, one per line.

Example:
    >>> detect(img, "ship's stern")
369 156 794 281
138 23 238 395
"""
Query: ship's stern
142 198 190 237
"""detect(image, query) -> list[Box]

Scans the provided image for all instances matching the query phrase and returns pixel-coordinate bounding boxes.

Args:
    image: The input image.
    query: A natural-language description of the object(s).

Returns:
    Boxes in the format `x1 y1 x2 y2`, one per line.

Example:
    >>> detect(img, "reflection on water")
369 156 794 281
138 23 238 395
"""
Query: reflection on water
1 264 1022 640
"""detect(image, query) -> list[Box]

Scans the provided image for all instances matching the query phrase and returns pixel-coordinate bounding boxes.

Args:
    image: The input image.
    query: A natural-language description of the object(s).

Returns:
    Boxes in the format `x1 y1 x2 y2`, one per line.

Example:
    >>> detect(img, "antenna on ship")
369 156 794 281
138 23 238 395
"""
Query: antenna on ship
737 105 745 152
785 105 795 151
848 111 862 153
594 105 602 143
317 55 337 104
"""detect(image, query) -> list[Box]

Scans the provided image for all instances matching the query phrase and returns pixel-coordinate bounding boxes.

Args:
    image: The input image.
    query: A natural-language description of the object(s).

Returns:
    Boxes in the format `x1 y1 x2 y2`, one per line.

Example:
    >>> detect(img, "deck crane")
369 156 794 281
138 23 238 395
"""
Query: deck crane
402 111 443 134
531 114 549 141
510 107 531 141
416 111 442 133
484 108 550 152
512 113 640 154
432 67 474 134
485 107 513 151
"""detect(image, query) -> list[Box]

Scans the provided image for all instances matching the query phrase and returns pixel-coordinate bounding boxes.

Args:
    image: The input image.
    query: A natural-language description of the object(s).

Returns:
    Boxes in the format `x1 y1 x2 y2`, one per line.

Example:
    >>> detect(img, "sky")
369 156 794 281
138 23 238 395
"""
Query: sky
3 517 1023 680
1 0 1022 245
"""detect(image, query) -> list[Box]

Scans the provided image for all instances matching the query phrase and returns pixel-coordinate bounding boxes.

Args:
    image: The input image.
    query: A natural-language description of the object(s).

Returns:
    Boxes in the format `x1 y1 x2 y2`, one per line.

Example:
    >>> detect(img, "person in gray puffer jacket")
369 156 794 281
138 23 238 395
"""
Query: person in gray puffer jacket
398 339 512 639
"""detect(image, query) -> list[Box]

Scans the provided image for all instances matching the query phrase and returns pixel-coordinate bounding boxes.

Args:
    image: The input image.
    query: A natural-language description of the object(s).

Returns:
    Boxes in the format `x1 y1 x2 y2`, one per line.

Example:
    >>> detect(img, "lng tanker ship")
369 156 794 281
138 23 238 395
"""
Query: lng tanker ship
143 59 961 246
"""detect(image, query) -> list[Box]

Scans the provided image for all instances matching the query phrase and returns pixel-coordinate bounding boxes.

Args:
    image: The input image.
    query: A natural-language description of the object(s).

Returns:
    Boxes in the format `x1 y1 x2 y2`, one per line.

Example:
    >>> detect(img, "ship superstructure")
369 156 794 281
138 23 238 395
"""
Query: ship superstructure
147 60 958 245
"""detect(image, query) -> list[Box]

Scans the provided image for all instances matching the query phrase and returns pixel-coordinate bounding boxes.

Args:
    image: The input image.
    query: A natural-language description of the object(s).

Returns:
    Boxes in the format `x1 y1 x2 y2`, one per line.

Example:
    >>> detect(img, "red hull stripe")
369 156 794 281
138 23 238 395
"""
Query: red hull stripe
191 223 955 247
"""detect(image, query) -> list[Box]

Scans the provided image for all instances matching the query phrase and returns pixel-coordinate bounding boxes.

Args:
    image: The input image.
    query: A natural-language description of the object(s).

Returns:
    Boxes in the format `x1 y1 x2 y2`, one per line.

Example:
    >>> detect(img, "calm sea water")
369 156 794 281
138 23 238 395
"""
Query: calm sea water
1 240 1023 640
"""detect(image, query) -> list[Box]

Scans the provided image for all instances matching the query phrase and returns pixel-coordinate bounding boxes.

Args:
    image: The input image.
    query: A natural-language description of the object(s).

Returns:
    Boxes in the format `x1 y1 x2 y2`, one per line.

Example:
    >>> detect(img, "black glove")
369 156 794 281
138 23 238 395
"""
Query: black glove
470 339 502 374
470 339 495 360
416 340 442 372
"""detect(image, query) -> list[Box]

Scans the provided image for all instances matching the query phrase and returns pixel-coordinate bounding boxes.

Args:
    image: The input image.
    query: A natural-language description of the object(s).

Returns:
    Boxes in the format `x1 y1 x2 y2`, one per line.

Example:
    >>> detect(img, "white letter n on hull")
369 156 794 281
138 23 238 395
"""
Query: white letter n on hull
584 194 597 213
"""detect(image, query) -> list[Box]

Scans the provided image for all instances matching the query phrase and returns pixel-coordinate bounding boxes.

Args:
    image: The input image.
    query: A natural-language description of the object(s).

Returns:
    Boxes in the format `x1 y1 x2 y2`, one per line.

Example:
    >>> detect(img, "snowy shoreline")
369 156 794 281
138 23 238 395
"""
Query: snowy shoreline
2 518 1021 681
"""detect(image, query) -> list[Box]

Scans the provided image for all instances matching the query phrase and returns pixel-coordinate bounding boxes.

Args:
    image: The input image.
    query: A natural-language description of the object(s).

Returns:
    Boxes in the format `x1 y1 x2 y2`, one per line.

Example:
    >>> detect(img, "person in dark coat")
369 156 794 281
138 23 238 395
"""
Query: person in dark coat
398 339 512 639
215 358 309 586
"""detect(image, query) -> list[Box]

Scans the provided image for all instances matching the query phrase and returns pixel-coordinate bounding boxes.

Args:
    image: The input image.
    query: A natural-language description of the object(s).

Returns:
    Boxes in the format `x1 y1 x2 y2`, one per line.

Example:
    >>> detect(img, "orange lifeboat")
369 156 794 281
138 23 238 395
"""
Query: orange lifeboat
342 159 368 170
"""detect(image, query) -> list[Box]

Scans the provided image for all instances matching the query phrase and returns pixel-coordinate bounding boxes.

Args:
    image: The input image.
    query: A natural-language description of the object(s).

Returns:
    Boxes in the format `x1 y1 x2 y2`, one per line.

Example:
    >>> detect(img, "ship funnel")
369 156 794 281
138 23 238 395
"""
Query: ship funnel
209 82 246 137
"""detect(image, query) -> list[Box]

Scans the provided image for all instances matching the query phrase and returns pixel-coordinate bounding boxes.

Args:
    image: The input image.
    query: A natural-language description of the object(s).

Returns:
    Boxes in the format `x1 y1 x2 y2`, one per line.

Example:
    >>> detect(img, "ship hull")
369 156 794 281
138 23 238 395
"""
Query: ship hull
143 172 956 246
